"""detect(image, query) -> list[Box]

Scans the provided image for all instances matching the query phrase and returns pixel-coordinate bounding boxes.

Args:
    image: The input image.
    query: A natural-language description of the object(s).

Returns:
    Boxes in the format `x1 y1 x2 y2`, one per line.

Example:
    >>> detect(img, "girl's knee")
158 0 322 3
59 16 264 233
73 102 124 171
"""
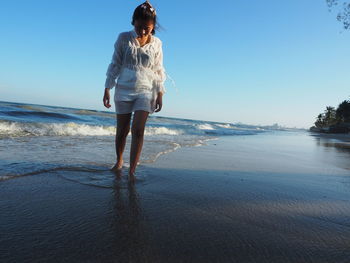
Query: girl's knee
131 127 145 138
117 127 130 138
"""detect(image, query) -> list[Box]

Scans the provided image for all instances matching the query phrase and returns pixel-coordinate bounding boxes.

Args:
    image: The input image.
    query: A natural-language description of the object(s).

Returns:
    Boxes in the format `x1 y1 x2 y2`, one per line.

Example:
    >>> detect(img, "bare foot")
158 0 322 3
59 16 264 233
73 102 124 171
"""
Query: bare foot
111 159 124 172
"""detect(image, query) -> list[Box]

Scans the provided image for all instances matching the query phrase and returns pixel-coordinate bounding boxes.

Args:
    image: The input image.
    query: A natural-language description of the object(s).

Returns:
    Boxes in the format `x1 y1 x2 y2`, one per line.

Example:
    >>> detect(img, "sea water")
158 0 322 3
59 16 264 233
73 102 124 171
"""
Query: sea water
0 100 290 184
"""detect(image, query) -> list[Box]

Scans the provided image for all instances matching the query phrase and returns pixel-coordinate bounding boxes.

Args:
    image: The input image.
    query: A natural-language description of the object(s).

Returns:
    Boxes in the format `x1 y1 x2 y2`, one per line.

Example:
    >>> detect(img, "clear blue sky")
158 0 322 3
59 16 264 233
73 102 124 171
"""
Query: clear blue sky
1 0 349 128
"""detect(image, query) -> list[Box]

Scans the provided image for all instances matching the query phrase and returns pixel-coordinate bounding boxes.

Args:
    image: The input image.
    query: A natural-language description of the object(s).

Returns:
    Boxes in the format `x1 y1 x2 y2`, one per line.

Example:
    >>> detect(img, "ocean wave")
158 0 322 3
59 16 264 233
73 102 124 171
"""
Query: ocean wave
0 118 266 138
13 104 45 111
0 120 183 137
216 123 233 129
193 123 264 136
145 127 182 136
0 120 115 137
73 109 114 117
196 123 216 130
203 129 261 135
1 110 81 120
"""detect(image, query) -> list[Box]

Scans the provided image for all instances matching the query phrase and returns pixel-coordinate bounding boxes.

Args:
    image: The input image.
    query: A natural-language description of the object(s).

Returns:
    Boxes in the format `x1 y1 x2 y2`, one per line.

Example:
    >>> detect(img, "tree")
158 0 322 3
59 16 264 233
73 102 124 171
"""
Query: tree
324 106 337 126
314 106 337 128
313 98 350 131
326 0 350 29
336 100 350 122
315 113 325 128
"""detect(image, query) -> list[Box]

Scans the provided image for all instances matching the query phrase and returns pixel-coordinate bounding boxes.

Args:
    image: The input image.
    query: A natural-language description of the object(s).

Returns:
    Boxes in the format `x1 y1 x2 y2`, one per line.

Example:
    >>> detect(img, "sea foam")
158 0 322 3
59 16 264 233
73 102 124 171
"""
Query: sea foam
0 120 183 137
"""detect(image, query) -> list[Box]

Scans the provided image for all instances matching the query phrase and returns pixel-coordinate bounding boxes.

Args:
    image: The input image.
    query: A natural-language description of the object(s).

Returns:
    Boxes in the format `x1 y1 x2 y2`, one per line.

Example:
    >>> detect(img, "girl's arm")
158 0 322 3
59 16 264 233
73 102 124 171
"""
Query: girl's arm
104 33 124 90
153 40 167 95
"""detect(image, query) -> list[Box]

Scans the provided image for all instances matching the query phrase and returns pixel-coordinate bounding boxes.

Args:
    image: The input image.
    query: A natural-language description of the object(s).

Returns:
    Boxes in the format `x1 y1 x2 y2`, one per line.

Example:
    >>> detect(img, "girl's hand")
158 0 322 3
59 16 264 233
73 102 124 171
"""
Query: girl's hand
103 88 111 108
154 93 163 112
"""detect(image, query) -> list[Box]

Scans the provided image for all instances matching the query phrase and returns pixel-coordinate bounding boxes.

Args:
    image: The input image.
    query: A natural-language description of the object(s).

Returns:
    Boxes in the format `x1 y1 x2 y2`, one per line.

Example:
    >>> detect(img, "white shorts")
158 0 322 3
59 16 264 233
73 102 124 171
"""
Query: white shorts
115 97 156 114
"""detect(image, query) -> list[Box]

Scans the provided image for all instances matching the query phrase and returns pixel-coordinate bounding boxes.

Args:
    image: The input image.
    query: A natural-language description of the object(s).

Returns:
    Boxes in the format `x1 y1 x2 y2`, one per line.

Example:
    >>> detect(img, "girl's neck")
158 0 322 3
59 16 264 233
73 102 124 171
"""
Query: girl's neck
136 34 151 47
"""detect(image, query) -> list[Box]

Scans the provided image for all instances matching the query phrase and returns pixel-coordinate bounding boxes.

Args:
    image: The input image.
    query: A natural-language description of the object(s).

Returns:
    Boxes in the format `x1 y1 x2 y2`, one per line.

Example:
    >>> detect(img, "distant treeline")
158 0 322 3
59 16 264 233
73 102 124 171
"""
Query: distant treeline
311 99 350 133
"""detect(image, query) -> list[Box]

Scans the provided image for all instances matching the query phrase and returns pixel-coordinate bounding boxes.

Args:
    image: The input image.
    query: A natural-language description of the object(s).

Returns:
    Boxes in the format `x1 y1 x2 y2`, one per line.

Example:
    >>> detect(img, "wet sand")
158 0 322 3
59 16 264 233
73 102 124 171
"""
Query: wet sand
1 131 350 262
309 132 350 143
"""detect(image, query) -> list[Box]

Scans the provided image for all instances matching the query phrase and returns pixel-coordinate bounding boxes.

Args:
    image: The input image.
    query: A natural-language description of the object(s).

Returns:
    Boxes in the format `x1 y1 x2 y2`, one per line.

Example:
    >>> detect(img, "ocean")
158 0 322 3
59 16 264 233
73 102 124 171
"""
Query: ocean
0 100 292 184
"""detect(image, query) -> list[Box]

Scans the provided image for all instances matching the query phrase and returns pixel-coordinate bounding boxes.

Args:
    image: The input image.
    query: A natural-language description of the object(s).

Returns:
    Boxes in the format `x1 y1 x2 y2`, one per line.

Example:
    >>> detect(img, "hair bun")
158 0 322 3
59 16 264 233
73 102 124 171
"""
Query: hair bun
141 1 156 15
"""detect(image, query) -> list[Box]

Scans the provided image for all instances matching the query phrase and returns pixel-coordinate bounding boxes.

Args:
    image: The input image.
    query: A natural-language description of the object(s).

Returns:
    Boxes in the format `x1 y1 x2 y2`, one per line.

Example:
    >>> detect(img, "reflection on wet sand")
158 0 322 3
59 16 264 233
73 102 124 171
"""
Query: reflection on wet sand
313 135 350 171
315 137 350 153
109 171 156 262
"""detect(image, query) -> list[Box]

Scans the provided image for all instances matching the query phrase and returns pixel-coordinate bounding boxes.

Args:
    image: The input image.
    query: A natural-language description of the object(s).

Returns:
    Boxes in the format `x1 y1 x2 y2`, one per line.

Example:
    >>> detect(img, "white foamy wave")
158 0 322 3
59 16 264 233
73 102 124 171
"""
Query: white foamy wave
0 121 115 137
143 142 182 163
192 122 264 136
202 129 260 136
144 127 183 136
0 120 183 137
0 119 265 138
215 123 233 129
196 123 215 130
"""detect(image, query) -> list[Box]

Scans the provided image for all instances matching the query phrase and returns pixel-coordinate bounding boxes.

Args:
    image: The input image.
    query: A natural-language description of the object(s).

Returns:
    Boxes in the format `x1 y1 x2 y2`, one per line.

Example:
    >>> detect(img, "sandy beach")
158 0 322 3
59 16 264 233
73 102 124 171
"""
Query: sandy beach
1 131 350 262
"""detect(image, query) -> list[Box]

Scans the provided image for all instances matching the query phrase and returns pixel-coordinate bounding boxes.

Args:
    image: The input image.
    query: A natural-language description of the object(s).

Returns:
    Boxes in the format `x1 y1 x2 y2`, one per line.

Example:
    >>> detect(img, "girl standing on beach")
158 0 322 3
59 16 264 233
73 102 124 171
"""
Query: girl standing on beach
103 1 166 180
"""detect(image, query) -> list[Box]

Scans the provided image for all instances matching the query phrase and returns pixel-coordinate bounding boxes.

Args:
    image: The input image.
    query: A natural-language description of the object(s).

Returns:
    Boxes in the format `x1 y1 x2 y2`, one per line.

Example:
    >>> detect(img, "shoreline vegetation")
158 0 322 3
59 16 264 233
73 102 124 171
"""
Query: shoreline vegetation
309 98 350 134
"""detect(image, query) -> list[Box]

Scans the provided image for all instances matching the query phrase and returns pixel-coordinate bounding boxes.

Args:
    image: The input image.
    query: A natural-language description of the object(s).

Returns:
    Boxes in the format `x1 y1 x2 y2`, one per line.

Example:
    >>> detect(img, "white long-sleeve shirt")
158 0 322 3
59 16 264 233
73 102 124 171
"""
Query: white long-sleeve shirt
105 29 166 101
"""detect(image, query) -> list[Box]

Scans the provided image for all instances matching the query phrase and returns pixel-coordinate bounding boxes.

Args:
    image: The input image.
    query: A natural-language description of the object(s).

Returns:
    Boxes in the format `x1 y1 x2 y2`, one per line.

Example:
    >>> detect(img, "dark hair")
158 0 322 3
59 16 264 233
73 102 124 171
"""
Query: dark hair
131 1 158 35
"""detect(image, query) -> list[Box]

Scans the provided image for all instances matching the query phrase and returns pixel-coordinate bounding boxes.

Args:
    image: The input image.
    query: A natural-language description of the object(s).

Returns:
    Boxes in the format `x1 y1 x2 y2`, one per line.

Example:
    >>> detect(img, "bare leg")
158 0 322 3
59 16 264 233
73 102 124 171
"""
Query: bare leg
111 112 132 171
129 110 149 178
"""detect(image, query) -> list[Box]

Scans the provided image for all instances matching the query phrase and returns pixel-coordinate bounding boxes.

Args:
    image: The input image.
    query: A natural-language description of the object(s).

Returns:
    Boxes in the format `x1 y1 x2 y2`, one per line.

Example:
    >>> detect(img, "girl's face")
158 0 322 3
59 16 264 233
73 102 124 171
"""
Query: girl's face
134 19 154 37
